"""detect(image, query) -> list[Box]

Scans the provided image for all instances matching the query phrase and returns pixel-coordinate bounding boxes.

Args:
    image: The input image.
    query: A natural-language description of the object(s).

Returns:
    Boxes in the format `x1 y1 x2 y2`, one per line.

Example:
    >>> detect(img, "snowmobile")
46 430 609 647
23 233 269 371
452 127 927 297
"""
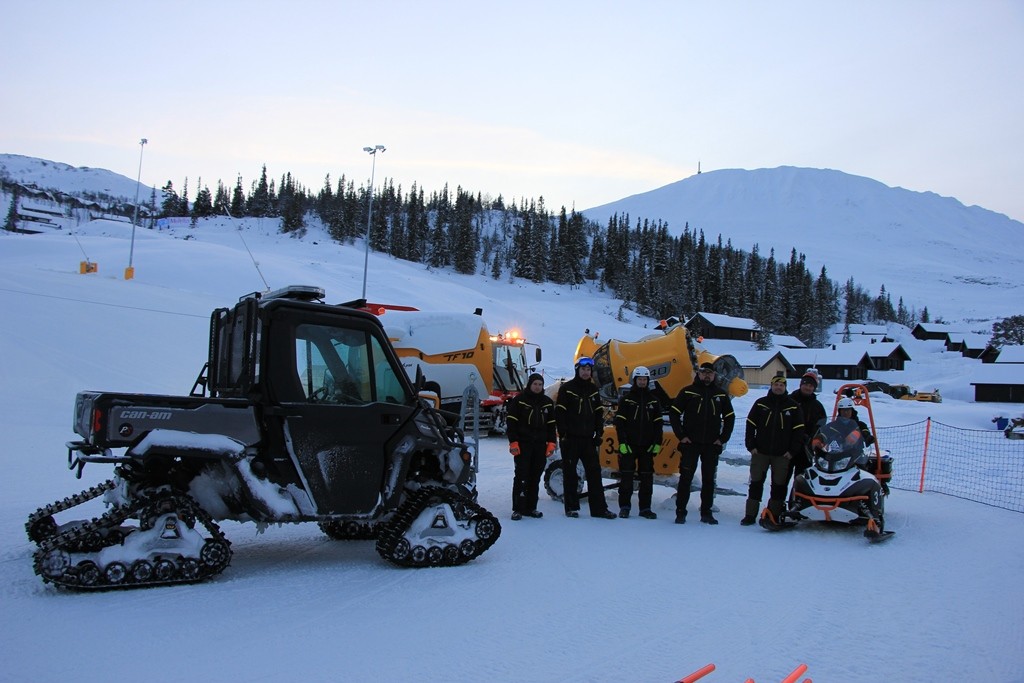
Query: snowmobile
762 385 894 542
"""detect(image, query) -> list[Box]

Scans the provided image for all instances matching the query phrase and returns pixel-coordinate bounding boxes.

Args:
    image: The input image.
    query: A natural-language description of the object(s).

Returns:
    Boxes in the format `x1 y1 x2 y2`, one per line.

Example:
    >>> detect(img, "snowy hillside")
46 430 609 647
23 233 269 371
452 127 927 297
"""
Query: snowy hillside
0 153 155 200
5 153 1024 323
583 166 1024 322
1 219 1023 682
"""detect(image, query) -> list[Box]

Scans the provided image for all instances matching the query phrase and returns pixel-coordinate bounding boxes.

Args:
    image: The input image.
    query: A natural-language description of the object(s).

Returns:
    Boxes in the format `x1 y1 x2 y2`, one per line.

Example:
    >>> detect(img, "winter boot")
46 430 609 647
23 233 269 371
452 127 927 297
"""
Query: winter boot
527 510 543 518
511 511 523 521
639 509 658 520
700 511 718 525
565 510 580 518
618 507 630 518
675 510 687 524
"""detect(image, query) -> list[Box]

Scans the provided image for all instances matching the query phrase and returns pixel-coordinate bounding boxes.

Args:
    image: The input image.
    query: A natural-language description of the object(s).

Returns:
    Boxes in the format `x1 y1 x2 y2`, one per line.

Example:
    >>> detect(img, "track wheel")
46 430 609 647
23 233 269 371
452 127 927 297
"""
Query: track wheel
474 516 498 541
77 561 101 586
410 546 427 565
389 538 411 561
130 560 153 583
543 459 585 502
39 549 71 579
443 544 460 565
200 539 230 570
104 562 128 585
459 539 476 558
179 558 200 580
427 546 444 566
154 559 176 581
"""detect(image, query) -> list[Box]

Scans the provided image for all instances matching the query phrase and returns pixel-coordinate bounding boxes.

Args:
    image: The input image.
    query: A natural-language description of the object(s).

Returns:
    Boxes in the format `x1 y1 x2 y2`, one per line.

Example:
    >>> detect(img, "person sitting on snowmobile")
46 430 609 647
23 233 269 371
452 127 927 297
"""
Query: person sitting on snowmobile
837 397 874 447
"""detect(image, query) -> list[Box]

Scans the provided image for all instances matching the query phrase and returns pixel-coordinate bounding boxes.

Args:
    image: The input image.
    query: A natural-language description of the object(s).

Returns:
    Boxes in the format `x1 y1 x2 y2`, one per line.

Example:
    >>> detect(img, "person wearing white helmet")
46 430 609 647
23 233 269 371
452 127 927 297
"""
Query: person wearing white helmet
837 395 875 446
613 366 663 519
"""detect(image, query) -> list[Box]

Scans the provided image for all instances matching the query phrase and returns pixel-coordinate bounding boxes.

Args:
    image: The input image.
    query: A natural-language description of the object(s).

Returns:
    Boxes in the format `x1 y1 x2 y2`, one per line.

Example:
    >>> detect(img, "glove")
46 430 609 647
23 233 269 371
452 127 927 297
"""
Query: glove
545 442 556 457
509 441 520 457
619 443 632 455
648 444 661 455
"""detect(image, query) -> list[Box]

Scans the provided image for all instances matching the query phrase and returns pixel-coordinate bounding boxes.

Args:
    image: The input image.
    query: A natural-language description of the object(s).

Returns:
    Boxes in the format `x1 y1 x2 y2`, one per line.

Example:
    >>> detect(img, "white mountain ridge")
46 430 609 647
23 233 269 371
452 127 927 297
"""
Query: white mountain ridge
3 153 1022 323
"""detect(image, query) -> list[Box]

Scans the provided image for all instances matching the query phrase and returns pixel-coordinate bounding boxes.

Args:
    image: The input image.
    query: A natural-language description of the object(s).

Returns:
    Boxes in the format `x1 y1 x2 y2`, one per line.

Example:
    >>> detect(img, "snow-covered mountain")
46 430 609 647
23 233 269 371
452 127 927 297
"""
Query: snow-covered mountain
0 153 156 200
583 166 1024 322
4 153 1023 322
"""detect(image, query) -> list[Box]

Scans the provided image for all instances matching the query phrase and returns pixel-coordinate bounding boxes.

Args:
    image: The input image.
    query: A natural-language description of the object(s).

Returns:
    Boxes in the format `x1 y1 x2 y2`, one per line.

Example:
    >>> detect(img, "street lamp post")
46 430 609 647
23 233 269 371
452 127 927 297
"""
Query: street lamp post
361 144 386 299
125 137 148 280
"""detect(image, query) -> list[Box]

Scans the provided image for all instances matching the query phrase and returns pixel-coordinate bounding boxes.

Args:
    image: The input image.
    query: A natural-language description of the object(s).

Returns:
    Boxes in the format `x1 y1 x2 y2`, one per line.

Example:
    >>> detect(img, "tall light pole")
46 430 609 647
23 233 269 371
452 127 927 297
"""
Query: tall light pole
125 137 148 280
361 144 385 299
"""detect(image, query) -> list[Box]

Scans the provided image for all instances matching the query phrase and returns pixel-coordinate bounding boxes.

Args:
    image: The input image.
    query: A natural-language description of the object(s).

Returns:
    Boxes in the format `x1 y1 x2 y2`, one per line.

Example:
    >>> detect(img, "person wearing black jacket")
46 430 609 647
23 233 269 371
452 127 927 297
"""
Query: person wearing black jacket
789 370 827 476
614 366 664 519
555 357 617 519
669 362 735 524
742 375 805 526
506 373 557 520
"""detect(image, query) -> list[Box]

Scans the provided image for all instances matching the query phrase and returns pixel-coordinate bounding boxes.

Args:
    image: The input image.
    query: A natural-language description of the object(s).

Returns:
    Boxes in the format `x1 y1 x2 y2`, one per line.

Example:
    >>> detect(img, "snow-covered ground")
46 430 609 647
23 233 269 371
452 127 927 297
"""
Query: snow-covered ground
1 219 1023 682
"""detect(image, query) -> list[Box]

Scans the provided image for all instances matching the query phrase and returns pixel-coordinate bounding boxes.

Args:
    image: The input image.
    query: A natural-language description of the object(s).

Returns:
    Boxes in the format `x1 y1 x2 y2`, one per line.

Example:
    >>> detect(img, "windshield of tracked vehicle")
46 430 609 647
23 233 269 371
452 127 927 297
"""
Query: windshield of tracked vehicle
294 324 409 405
814 418 864 456
494 345 527 391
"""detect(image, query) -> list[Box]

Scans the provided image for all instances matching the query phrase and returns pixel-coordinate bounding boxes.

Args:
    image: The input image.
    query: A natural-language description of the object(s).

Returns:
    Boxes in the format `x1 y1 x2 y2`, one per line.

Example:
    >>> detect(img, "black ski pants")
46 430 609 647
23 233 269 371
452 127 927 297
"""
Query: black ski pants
561 437 610 516
745 452 792 519
677 442 721 514
512 440 546 514
617 449 654 512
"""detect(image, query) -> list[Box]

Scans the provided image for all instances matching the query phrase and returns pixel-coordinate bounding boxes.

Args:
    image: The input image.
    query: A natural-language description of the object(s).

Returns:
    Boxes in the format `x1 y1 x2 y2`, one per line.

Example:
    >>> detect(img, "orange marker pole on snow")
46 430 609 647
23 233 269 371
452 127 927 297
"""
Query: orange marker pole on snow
919 417 932 493
677 663 716 682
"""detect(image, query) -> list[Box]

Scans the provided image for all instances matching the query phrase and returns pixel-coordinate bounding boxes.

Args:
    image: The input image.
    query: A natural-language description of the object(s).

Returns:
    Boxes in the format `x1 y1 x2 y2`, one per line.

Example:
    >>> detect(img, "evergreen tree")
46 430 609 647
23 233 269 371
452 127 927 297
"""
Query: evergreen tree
990 315 1024 347
159 181 181 217
230 175 245 217
247 165 271 217
191 178 214 219
451 187 478 275
4 188 19 232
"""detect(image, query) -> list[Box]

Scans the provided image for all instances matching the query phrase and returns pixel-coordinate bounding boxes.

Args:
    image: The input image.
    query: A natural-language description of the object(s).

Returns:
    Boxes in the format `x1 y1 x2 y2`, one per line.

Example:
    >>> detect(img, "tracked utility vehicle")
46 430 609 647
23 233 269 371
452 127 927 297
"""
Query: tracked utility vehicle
27 286 500 590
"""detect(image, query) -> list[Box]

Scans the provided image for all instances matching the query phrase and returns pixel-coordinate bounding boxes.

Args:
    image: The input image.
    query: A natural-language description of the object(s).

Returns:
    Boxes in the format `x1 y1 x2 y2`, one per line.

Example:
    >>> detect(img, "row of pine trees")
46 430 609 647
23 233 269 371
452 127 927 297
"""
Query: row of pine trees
154 166 927 346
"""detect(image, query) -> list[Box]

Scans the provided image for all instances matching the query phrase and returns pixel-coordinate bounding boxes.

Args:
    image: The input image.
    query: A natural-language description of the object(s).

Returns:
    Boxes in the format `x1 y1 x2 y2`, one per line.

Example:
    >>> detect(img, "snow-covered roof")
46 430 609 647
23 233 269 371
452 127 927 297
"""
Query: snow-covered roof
830 341 910 360
994 345 1024 363
970 363 1024 384
780 347 873 366
846 324 889 335
948 333 991 350
689 311 757 330
771 334 806 348
731 350 795 371
915 322 971 333
829 332 887 346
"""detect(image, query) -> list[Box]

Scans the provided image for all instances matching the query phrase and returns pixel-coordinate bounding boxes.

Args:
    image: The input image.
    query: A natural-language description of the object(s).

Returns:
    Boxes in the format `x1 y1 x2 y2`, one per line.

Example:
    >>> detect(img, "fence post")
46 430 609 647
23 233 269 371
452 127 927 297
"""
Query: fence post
918 417 932 493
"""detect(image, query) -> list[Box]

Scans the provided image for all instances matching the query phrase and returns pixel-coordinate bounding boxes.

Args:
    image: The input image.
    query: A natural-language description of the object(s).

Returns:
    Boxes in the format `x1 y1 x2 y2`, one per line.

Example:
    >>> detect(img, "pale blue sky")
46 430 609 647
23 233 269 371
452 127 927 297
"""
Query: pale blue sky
3 1 1022 221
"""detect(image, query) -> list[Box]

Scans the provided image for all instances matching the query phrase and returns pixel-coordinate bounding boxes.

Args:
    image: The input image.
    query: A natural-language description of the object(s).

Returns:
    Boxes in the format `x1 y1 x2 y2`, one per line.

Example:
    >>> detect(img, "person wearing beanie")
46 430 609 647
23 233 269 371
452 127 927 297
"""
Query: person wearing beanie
505 373 557 520
669 361 735 524
555 357 617 519
789 371 827 481
741 374 804 527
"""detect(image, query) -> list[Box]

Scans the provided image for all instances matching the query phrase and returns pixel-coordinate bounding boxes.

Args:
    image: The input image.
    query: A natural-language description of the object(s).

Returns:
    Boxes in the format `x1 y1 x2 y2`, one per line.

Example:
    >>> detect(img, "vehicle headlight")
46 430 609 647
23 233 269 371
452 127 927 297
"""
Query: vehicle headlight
815 456 829 470
833 456 852 471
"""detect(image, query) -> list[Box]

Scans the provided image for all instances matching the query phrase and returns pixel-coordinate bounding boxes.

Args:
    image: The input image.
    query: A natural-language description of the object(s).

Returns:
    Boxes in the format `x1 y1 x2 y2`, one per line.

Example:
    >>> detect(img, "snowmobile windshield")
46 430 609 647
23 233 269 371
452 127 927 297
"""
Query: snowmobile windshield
810 417 866 473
